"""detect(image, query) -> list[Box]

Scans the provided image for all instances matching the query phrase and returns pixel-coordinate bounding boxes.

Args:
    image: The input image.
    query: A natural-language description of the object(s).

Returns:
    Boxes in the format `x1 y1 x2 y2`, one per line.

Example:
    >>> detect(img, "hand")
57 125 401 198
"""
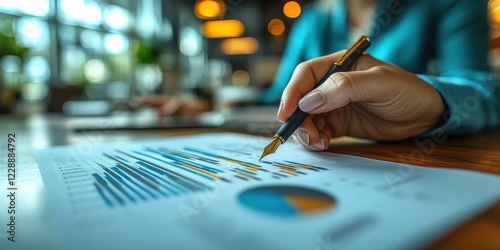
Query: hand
137 95 212 117
277 52 445 151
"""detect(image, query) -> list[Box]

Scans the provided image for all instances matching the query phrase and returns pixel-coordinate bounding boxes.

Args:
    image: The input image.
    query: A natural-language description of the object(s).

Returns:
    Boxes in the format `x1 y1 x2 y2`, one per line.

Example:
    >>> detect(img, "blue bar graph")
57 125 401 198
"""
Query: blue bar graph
86 144 328 207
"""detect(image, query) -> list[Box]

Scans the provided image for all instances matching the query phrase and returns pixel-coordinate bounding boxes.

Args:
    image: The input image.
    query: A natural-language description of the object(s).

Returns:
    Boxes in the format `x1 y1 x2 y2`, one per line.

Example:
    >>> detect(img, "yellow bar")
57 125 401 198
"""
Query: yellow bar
279 168 297 174
180 163 223 180
289 163 312 169
273 163 297 170
245 166 260 172
223 158 242 165
238 172 255 179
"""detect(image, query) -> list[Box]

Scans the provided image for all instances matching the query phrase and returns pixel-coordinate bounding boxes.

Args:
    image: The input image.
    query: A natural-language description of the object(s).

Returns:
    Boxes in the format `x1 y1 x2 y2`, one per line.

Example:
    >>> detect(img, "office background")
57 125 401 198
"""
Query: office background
0 0 498 114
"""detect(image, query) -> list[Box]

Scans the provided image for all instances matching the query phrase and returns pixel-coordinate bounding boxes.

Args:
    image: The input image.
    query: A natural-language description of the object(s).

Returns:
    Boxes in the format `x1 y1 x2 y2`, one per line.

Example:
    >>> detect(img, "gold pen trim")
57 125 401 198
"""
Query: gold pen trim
260 35 371 161
334 35 370 67
273 134 285 144
259 134 285 161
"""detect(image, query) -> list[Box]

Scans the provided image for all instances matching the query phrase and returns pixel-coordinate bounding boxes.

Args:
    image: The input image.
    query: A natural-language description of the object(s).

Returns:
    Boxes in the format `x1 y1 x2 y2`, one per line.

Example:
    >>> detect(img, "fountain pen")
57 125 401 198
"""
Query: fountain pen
259 35 371 161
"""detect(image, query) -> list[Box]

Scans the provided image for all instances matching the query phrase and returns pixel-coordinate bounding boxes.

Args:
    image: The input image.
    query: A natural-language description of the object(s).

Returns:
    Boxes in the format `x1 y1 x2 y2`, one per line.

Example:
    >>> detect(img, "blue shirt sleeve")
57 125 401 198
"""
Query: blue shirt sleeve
259 0 499 137
419 0 500 136
258 7 317 104
420 72 500 136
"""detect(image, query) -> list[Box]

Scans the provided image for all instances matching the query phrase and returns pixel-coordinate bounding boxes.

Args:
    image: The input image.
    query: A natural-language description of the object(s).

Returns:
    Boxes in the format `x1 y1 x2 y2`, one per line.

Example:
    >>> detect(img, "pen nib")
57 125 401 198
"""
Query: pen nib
259 135 284 161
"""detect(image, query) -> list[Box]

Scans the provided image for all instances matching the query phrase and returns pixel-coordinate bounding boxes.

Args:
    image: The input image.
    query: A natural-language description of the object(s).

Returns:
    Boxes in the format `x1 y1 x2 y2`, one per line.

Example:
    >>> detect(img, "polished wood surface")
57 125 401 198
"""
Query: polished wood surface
1 114 498 249
328 129 500 249
330 130 500 174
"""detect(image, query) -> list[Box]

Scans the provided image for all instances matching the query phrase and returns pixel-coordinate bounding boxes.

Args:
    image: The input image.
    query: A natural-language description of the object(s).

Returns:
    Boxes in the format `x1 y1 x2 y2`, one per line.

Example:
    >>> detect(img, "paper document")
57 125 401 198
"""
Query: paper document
34 133 500 250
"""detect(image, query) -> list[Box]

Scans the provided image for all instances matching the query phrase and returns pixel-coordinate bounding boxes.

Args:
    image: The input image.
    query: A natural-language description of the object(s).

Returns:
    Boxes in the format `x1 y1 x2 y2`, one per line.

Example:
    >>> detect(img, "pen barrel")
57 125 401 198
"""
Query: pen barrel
276 108 309 141
275 36 370 143
276 66 342 142
275 59 357 142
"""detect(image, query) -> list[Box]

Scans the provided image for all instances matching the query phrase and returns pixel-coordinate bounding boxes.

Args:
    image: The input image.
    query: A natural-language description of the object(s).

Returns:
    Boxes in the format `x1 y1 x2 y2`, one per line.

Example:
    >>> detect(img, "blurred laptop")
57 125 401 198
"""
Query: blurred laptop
65 100 281 134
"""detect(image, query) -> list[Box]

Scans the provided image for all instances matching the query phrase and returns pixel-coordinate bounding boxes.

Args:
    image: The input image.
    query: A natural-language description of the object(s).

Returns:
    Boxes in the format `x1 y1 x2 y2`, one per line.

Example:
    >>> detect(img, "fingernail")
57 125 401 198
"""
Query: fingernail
311 140 325 150
299 90 325 112
277 99 284 122
296 129 310 146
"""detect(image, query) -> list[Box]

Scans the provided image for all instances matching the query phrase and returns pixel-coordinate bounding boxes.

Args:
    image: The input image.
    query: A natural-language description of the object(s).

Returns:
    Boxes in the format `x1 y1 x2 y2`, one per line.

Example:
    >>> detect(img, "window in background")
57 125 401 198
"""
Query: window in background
0 0 51 113
0 0 175 114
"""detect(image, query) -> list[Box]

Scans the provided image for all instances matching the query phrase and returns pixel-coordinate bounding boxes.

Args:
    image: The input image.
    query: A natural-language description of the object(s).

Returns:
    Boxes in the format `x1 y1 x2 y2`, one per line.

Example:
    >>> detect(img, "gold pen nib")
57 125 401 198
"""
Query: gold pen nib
259 135 285 161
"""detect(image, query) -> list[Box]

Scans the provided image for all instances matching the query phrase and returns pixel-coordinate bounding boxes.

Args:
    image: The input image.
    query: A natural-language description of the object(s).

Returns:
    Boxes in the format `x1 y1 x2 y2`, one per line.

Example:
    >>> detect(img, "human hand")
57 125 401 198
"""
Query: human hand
137 95 212 117
277 52 445 151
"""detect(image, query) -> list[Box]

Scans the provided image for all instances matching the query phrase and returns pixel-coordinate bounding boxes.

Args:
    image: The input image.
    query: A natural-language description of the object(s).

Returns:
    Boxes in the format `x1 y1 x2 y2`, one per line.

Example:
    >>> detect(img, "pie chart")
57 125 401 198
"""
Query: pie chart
238 185 335 217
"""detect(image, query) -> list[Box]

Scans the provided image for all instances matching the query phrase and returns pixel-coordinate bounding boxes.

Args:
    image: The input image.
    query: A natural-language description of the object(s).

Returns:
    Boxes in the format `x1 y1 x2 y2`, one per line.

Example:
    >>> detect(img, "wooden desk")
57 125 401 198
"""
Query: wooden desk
329 129 500 249
0 114 498 249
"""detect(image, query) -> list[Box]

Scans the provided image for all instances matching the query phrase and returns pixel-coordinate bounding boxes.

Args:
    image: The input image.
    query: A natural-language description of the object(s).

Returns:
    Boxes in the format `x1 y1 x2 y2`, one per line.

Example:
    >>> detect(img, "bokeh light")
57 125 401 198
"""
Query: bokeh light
0 0 17 13
105 33 129 55
202 20 245 38
231 70 250 87
195 0 226 19
80 30 102 52
136 64 162 91
58 0 103 26
24 56 51 82
180 27 202 56
21 83 48 101
82 1 102 26
104 5 129 31
16 18 49 49
17 0 50 17
489 0 500 24
1 55 21 73
84 59 107 83
268 18 285 36
283 1 301 18
59 0 86 24
220 37 259 55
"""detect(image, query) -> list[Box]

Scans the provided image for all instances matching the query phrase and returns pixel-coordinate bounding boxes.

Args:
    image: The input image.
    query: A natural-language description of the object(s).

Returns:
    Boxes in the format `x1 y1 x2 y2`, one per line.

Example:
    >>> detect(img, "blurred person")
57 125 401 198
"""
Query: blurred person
272 0 499 150
138 95 212 117
141 0 500 150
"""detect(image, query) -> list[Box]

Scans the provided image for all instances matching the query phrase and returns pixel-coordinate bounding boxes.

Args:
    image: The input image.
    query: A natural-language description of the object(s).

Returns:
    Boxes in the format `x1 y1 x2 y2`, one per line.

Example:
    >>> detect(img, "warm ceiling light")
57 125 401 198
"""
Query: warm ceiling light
268 18 285 36
283 1 301 18
194 0 226 19
220 37 259 55
202 19 244 38
490 0 500 24
491 6 500 24
490 0 500 10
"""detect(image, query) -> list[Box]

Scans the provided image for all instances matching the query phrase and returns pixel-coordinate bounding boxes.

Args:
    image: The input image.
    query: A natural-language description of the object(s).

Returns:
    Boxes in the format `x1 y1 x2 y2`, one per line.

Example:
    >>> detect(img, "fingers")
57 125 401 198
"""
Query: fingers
277 51 346 122
158 98 183 116
277 53 382 121
298 66 395 114
137 96 170 107
137 96 184 116
277 52 385 151
293 115 333 151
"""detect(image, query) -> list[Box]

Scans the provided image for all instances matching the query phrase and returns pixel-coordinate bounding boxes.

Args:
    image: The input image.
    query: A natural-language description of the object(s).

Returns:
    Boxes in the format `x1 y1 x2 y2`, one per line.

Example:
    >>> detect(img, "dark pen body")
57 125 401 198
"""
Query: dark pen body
260 36 371 160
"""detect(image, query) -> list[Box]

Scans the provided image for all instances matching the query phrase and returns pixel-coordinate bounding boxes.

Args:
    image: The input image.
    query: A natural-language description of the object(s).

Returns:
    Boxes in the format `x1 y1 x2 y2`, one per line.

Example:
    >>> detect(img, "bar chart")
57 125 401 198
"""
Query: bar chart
52 141 329 208
34 133 500 250
185 147 327 180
